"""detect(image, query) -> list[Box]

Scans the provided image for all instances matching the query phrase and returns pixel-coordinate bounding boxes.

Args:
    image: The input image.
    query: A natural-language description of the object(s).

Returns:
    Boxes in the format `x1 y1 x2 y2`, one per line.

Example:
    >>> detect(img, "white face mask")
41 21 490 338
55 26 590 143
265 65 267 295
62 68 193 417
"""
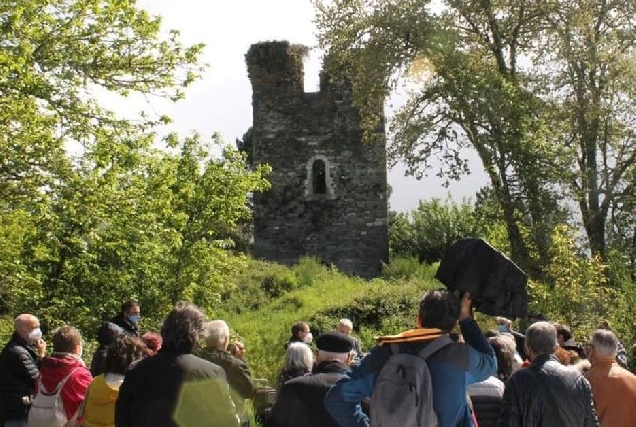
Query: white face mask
28 328 42 344
303 332 313 344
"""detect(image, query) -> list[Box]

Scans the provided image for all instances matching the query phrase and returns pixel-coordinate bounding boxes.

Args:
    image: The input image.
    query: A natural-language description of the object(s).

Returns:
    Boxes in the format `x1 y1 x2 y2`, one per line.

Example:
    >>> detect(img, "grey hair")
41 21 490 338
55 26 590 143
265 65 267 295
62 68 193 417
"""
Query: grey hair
204 320 230 349
338 318 353 330
590 329 618 358
283 342 313 372
160 301 206 352
525 321 557 356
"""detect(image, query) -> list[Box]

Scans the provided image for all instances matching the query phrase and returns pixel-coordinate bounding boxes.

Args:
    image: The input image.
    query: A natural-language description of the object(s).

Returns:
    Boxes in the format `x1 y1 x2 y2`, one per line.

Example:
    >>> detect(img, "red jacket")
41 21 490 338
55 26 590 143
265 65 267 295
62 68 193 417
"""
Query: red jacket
37 354 92 420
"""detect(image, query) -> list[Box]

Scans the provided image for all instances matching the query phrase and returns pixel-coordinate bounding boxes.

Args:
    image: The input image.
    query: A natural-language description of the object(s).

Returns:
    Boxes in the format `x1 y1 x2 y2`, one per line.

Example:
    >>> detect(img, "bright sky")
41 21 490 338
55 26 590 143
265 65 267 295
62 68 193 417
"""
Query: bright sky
128 0 486 212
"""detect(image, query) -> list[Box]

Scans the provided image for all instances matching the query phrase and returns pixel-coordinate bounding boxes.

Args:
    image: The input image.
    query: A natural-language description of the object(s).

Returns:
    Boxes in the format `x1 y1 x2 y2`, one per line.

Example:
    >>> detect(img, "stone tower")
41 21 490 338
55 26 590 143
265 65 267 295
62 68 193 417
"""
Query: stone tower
245 41 388 278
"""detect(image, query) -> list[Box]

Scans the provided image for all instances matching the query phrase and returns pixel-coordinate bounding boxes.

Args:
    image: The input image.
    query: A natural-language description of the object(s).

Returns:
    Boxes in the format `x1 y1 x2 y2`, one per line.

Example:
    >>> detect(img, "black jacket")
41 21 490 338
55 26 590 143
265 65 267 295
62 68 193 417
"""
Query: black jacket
115 348 238 427
267 360 349 427
110 314 139 337
196 347 256 424
499 354 599 427
0 333 40 422
91 321 125 376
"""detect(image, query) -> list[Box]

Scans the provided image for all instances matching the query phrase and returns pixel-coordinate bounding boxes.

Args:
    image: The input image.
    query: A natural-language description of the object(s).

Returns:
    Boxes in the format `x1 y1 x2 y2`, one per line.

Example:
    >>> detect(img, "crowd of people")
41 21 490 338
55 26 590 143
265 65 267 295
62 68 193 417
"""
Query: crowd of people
0 293 635 427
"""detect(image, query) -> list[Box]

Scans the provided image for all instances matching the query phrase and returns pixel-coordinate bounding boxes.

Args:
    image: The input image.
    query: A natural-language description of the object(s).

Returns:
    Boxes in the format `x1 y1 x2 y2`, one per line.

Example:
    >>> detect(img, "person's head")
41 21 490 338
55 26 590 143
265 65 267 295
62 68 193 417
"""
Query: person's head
587 329 618 364
283 342 314 373
121 300 141 325
337 319 354 335
141 332 162 356
203 320 230 351
14 314 42 345
496 317 512 333
554 323 572 346
97 322 124 347
228 341 245 359
316 331 353 365
524 321 557 360
160 301 206 353
291 321 312 344
417 289 460 333
103 334 147 374
597 320 612 331
489 335 515 381
52 326 83 356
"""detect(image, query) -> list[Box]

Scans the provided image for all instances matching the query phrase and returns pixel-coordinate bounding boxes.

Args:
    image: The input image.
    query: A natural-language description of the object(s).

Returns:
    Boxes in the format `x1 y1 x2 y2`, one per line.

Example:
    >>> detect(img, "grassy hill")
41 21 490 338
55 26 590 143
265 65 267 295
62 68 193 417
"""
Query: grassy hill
217 257 442 384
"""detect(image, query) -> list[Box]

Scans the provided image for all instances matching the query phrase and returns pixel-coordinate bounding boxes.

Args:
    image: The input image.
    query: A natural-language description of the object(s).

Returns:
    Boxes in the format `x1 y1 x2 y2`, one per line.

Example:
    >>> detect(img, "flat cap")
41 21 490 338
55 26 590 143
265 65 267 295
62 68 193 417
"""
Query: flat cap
316 331 353 353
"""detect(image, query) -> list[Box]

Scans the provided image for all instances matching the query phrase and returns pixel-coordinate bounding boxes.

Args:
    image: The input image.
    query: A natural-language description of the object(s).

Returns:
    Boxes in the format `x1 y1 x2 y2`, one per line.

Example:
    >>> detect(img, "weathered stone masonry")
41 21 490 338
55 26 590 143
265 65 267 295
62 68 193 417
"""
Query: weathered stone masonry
246 41 388 278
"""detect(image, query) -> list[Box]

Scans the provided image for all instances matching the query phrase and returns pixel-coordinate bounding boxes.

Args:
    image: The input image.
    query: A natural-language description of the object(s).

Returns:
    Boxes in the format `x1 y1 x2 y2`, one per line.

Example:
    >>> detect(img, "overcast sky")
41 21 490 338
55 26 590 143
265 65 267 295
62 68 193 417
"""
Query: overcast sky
128 0 487 212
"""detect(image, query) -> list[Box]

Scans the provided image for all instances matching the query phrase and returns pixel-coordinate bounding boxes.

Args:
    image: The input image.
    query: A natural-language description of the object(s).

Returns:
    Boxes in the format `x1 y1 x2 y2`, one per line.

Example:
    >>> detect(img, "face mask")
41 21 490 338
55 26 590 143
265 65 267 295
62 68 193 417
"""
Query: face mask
27 328 42 344
77 345 83 359
303 332 313 344
128 315 141 324
498 325 508 333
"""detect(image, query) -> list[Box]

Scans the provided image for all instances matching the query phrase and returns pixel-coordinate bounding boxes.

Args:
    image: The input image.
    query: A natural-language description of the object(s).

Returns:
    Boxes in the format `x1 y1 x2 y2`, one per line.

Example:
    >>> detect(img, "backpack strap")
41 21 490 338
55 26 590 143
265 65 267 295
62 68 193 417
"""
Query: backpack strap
390 344 401 355
417 335 454 360
52 367 81 394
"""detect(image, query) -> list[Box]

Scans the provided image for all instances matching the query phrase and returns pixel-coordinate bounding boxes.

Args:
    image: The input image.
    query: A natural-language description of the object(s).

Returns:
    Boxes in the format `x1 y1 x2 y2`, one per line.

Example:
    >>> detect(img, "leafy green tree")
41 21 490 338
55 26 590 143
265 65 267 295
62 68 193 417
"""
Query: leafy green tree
0 0 204 203
390 197 485 263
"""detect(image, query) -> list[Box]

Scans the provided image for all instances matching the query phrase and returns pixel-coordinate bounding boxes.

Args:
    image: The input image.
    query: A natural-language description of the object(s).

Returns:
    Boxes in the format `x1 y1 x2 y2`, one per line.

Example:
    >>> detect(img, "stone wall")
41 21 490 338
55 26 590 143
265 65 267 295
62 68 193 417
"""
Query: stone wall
246 41 388 278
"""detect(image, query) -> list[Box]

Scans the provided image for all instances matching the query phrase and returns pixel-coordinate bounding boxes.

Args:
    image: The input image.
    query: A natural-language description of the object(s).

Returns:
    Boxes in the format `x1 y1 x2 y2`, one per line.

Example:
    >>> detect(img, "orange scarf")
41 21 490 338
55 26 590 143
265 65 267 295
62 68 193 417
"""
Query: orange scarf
376 328 444 345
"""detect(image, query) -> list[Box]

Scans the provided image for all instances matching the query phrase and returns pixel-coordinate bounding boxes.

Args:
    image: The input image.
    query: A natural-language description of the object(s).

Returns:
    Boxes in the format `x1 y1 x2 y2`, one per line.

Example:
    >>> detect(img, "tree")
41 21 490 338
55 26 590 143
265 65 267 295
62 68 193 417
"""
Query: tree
0 0 204 203
313 0 636 271
390 197 485 263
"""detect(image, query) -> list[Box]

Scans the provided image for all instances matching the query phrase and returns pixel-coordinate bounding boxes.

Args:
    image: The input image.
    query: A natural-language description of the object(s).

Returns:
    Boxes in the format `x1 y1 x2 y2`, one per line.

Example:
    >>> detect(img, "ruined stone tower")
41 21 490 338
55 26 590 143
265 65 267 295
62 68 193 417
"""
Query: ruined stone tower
245 41 388 278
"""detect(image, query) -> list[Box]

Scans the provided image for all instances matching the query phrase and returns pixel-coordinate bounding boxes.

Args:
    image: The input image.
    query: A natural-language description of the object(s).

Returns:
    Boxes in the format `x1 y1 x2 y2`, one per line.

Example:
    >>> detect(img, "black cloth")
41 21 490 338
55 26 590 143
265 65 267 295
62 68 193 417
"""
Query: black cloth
276 368 309 392
109 314 139 337
91 321 125 376
436 238 528 318
471 395 503 427
266 360 349 427
0 333 40 422
196 347 256 425
499 354 599 427
115 348 238 427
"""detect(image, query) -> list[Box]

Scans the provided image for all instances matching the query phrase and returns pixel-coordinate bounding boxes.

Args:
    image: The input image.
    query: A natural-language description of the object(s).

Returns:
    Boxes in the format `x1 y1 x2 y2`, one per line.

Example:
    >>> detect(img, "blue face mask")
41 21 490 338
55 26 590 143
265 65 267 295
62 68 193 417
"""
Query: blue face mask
498 325 508 333
128 315 141 324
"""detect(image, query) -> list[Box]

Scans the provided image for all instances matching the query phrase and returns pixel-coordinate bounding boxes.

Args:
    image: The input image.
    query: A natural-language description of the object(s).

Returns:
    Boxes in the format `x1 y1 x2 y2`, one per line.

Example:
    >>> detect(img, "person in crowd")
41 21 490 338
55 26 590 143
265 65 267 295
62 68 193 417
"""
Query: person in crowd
91 322 124 376
325 290 496 427
585 329 636 426
109 300 141 337
140 332 162 356
33 326 92 422
555 323 584 359
197 320 256 427
596 320 628 369
469 335 515 427
0 314 47 427
336 319 364 363
496 316 527 361
268 331 353 427
83 335 146 427
115 301 238 427
285 322 312 349
227 340 246 360
500 321 599 427
277 343 314 391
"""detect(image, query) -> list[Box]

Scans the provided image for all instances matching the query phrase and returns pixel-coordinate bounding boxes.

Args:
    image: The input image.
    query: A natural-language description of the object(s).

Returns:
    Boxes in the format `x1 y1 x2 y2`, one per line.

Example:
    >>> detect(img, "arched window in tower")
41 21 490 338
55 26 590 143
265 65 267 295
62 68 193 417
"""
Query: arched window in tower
312 159 327 194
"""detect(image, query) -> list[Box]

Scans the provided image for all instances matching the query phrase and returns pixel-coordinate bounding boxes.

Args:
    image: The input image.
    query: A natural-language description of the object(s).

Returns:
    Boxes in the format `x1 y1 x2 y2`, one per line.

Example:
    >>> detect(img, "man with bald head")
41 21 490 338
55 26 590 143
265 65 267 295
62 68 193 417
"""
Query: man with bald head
0 314 47 427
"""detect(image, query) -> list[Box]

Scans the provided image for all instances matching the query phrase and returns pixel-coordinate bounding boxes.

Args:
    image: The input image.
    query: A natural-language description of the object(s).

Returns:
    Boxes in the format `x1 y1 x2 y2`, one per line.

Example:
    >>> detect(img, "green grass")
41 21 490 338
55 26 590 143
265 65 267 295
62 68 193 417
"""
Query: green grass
217 257 441 384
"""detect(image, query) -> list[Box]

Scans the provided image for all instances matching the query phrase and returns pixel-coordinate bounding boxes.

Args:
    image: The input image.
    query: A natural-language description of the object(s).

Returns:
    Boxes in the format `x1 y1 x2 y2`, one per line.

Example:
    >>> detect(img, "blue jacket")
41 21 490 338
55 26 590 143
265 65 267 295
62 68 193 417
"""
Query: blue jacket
324 317 496 427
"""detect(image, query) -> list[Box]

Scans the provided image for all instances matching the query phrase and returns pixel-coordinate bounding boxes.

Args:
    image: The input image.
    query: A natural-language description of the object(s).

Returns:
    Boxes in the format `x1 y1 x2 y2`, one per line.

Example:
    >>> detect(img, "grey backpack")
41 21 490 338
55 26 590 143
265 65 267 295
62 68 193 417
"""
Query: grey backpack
370 336 454 427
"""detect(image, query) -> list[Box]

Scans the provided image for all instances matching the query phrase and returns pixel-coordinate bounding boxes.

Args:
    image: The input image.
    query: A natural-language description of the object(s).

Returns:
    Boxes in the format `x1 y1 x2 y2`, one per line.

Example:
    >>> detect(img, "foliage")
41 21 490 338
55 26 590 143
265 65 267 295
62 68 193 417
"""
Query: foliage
382 256 438 281
389 197 485 263
528 225 635 344
313 0 636 276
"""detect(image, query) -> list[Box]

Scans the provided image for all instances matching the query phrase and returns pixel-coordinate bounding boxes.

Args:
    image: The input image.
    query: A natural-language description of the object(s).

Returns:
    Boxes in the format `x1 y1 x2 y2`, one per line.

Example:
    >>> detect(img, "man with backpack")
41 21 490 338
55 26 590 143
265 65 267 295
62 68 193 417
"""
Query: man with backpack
324 290 496 427
27 326 92 427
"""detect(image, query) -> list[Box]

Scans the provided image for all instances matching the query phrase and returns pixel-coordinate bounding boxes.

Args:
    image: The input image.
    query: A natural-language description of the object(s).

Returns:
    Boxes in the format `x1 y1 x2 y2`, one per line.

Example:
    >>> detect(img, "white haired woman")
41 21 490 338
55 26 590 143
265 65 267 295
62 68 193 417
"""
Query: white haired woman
277 342 313 391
